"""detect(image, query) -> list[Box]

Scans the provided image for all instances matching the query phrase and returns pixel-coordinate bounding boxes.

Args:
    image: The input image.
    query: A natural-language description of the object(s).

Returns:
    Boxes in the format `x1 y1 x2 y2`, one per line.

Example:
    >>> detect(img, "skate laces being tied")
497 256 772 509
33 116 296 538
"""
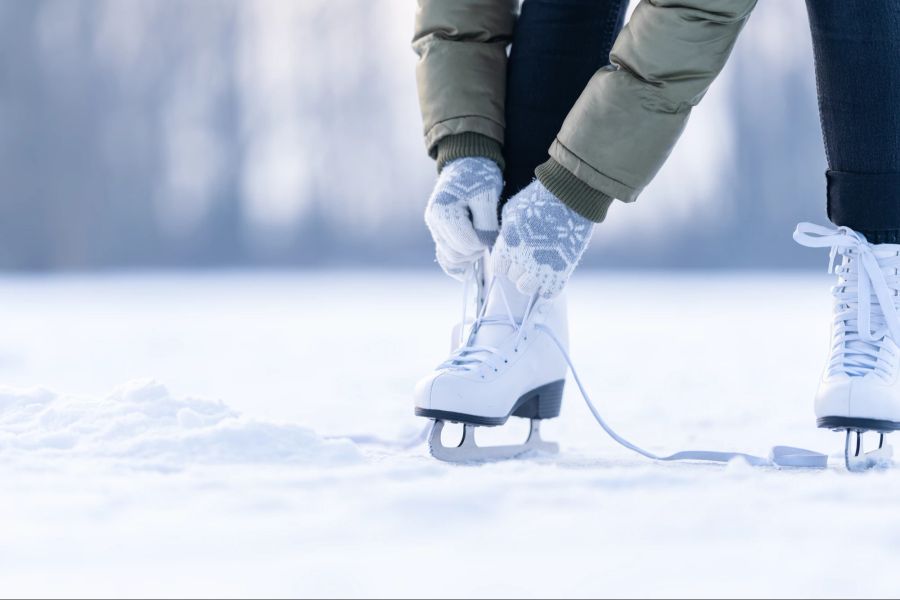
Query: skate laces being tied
794 223 900 379
441 272 536 374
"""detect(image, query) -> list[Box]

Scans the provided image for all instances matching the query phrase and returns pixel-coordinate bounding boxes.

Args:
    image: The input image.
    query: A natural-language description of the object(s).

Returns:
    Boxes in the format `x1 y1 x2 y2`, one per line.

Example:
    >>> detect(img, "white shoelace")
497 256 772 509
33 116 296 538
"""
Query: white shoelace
794 223 900 379
537 322 824 467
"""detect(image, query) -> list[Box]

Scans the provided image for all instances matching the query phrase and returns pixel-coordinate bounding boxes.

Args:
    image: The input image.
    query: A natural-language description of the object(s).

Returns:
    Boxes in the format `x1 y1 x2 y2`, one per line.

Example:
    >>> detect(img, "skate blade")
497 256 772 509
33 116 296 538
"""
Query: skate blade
427 419 559 464
844 430 894 472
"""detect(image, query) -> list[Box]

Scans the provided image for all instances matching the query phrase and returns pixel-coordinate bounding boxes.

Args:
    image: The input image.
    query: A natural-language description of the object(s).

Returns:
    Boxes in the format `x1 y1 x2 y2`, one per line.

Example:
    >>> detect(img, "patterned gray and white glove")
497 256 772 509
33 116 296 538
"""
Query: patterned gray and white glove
425 157 502 280
492 180 594 298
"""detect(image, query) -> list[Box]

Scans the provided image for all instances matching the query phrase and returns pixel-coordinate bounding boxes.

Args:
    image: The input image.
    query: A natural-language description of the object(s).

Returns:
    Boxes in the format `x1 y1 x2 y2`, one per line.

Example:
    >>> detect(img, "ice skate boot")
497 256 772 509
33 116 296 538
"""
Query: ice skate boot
795 223 900 470
414 270 568 463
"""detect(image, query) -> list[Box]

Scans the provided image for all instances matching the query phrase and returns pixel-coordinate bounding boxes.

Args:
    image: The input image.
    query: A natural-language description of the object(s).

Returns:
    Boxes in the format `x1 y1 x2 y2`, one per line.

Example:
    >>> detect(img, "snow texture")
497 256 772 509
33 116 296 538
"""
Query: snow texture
0 379 359 469
1 271 899 598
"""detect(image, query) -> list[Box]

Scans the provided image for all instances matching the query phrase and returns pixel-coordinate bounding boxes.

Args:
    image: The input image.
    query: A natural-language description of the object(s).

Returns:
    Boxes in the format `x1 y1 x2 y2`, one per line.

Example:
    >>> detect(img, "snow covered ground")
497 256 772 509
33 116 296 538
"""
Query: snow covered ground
1 270 898 598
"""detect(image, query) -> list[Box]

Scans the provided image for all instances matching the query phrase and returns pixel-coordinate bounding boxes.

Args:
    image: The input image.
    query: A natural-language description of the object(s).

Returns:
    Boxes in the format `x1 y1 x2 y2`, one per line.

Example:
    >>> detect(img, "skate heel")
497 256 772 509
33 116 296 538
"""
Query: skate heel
512 379 565 420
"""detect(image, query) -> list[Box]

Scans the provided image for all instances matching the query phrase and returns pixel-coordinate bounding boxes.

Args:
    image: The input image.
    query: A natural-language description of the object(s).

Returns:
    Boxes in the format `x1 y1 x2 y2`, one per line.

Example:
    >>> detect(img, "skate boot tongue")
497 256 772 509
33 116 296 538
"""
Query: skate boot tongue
471 275 532 348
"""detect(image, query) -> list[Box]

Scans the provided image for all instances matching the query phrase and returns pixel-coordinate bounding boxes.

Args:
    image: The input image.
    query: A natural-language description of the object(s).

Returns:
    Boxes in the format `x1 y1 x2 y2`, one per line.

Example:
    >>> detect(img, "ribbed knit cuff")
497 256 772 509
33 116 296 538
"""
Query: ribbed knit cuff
535 158 614 223
436 133 505 173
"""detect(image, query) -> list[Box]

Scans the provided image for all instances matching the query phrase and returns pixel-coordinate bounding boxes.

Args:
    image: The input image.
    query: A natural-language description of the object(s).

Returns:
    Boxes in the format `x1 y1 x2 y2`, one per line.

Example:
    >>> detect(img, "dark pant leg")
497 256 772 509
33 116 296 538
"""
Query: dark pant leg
806 1 900 243
502 0 628 203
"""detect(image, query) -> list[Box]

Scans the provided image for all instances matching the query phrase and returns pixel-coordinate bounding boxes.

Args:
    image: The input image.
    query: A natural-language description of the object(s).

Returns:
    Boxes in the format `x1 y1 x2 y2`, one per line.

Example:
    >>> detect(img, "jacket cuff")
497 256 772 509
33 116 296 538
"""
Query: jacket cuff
436 133 505 173
535 158 614 223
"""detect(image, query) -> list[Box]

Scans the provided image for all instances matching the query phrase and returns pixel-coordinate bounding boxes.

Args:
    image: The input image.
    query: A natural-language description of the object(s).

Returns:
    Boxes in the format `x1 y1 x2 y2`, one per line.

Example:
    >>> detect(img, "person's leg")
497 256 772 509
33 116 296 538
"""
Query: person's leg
806 1 900 243
502 0 628 203
797 2 900 467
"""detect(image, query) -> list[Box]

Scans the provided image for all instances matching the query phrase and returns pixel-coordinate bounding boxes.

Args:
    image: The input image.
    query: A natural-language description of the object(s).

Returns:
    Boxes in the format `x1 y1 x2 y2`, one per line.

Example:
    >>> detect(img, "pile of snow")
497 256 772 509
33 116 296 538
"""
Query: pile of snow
0 379 360 470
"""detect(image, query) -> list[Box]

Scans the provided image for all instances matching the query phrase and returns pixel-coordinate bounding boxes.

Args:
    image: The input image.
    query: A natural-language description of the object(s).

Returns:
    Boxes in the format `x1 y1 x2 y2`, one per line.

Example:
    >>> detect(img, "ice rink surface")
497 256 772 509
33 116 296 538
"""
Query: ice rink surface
1 270 898 598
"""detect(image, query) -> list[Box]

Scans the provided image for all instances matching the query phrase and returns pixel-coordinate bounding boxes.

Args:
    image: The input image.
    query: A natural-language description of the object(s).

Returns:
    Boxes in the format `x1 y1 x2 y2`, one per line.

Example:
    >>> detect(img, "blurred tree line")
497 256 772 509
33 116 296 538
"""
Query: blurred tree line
0 0 826 270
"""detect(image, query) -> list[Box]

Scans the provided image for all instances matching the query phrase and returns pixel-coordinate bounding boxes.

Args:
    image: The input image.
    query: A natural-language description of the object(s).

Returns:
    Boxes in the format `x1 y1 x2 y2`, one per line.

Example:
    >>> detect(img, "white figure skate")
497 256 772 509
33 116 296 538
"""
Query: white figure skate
795 223 899 470
414 261 568 462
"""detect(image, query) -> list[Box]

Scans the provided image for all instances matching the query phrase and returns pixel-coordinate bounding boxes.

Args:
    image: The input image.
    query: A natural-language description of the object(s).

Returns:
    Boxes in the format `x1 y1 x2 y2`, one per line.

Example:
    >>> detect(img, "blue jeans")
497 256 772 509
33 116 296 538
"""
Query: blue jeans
807 0 900 243
502 0 628 202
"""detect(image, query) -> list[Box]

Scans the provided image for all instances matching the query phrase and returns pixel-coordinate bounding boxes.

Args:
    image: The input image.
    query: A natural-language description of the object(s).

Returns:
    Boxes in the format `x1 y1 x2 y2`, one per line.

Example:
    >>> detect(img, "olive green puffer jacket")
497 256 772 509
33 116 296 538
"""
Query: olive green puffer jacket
412 0 758 222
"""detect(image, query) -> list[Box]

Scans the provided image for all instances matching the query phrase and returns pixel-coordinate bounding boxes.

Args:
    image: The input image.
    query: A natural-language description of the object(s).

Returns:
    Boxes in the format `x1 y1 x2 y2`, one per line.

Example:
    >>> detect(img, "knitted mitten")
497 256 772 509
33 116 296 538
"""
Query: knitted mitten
492 180 593 298
425 157 502 279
